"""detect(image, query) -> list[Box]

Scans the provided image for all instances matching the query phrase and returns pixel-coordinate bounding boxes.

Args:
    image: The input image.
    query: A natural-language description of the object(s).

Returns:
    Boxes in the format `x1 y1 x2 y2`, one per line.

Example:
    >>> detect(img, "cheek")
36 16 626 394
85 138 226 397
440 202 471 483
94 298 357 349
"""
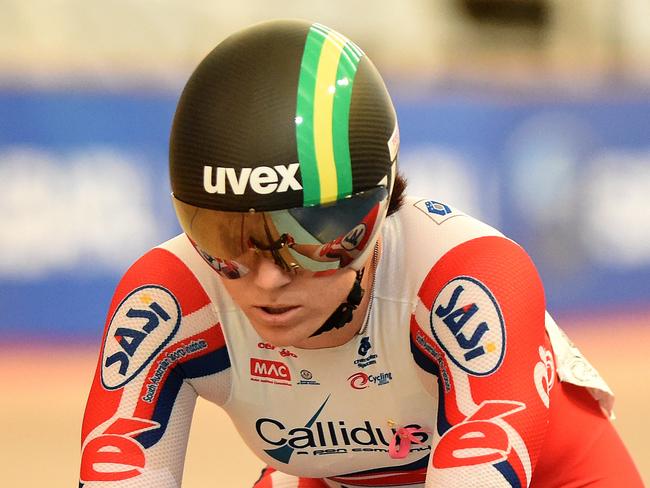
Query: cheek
305 271 356 306
218 277 248 305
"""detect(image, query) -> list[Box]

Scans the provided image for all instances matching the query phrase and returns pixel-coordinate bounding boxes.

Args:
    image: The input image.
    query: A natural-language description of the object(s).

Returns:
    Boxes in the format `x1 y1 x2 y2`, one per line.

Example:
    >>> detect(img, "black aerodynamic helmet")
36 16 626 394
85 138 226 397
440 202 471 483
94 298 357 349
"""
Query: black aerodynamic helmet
170 19 400 278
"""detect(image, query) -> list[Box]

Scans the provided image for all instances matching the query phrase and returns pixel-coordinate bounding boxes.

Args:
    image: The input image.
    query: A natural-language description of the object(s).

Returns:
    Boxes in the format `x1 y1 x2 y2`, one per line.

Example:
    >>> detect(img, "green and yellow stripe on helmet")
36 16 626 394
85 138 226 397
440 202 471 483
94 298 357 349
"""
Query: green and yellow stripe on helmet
295 23 364 206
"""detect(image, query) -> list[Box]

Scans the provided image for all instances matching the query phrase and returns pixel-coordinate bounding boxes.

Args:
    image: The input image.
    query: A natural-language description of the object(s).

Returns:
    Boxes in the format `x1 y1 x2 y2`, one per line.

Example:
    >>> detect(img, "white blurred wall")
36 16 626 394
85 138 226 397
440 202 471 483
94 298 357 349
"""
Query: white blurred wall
2 0 650 89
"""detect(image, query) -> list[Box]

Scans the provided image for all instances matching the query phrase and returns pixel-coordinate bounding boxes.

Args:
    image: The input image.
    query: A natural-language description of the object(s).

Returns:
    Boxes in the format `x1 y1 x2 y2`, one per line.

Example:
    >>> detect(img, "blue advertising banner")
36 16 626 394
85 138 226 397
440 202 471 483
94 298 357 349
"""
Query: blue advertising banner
1 89 649 341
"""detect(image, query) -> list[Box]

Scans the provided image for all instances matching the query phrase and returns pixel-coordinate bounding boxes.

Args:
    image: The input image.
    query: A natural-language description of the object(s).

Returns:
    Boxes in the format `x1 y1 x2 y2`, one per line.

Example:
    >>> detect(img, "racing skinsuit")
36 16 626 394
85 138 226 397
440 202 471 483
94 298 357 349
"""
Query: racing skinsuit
80 197 643 487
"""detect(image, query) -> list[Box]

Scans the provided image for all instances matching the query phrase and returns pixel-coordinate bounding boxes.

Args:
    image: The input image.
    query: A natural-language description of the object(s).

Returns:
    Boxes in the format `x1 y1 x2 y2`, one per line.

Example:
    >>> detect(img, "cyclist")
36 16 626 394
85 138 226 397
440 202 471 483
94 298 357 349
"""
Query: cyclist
80 19 643 487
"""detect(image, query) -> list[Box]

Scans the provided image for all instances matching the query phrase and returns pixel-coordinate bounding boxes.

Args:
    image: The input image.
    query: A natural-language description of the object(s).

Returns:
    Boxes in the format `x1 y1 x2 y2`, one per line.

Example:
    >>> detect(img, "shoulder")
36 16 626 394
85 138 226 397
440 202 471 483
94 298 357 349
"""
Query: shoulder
392 195 544 312
392 196 504 256
380 196 532 300
405 198 546 381
107 234 213 320
99 233 232 392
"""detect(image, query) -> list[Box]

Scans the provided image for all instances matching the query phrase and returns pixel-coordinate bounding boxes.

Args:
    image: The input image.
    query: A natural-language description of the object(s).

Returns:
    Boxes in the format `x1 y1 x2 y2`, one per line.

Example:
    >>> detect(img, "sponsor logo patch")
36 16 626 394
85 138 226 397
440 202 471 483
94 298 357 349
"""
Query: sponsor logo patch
250 358 292 386
413 329 452 392
257 396 430 464
297 369 320 386
358 337 372 356
414 199 460 225
101 285 181 390
354 336 378 368
141 339 208 403
432 400 525 469
80 417 159 482
430 276 505 376
257 342 298 358
348 371 393 389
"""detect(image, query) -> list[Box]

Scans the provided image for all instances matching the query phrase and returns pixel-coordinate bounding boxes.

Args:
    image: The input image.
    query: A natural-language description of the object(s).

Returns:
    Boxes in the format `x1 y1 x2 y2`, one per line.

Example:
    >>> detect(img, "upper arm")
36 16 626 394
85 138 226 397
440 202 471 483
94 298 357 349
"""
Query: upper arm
79 247 231 487
410 236 551 487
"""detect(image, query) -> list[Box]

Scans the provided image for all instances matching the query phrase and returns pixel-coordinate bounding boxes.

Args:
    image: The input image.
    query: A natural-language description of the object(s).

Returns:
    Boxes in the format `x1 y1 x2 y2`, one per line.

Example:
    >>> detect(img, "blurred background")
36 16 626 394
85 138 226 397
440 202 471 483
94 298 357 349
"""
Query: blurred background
0 0 648 486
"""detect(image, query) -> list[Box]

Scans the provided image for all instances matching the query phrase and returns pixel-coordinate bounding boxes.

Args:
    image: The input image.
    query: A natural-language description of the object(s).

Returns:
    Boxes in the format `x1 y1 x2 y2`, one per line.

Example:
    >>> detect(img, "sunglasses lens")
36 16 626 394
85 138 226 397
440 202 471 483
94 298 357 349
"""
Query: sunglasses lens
196 247 250 279
174 186 389 277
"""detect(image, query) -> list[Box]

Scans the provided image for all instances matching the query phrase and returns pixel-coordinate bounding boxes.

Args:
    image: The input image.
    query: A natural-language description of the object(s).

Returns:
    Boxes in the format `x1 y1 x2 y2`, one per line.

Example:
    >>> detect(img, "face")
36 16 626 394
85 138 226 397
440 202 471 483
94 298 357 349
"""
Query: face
218 251 358 348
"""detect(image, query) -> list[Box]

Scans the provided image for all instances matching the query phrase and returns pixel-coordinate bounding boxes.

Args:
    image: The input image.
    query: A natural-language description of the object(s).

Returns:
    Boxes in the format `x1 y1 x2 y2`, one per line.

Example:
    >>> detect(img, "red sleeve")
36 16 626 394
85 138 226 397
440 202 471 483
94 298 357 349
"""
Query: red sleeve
79 247 230 487
410 236 549 487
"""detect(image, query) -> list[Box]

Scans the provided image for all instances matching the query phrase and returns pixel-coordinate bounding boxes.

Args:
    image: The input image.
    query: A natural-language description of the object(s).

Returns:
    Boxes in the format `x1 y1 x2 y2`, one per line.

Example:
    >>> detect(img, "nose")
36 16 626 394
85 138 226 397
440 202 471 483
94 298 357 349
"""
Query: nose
251 255 294 290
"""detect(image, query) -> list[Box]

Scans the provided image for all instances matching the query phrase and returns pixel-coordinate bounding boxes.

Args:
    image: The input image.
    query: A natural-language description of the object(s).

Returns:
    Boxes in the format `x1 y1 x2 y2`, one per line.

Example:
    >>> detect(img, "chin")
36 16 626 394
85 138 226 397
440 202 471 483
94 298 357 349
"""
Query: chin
253 323 303 346
251 320 315 347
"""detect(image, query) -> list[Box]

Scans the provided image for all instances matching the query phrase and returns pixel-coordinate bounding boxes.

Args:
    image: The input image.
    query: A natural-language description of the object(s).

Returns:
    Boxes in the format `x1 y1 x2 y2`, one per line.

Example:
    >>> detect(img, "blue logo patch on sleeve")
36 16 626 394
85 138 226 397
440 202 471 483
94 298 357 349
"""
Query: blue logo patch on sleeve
425 200 451 216
101 285 181 389
430 276 506 376
414 199 460 224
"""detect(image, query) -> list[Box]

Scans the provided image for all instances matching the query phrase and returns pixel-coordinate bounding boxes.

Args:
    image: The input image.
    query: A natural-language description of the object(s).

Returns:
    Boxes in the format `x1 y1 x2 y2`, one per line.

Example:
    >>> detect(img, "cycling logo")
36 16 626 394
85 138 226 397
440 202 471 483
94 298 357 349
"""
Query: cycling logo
257 396 430 464
430 276 505 376
348 371 393 389
101 285 181 390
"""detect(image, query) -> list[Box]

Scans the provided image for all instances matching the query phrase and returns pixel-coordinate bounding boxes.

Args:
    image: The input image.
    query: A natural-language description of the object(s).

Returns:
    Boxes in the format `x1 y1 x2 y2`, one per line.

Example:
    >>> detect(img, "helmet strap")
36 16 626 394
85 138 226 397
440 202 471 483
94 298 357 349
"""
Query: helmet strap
309 268 365 337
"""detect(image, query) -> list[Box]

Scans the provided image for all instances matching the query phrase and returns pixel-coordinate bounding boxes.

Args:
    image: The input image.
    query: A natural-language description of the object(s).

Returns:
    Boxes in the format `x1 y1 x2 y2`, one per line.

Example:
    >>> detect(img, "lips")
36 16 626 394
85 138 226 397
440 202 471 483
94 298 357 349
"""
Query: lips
252 304 302 324
261 306 297 315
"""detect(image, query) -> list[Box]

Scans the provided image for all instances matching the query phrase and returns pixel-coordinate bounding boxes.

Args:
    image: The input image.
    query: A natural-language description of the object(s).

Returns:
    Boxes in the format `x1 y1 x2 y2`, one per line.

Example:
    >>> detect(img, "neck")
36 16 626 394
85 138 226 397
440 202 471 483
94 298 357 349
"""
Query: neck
295 238 381 349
